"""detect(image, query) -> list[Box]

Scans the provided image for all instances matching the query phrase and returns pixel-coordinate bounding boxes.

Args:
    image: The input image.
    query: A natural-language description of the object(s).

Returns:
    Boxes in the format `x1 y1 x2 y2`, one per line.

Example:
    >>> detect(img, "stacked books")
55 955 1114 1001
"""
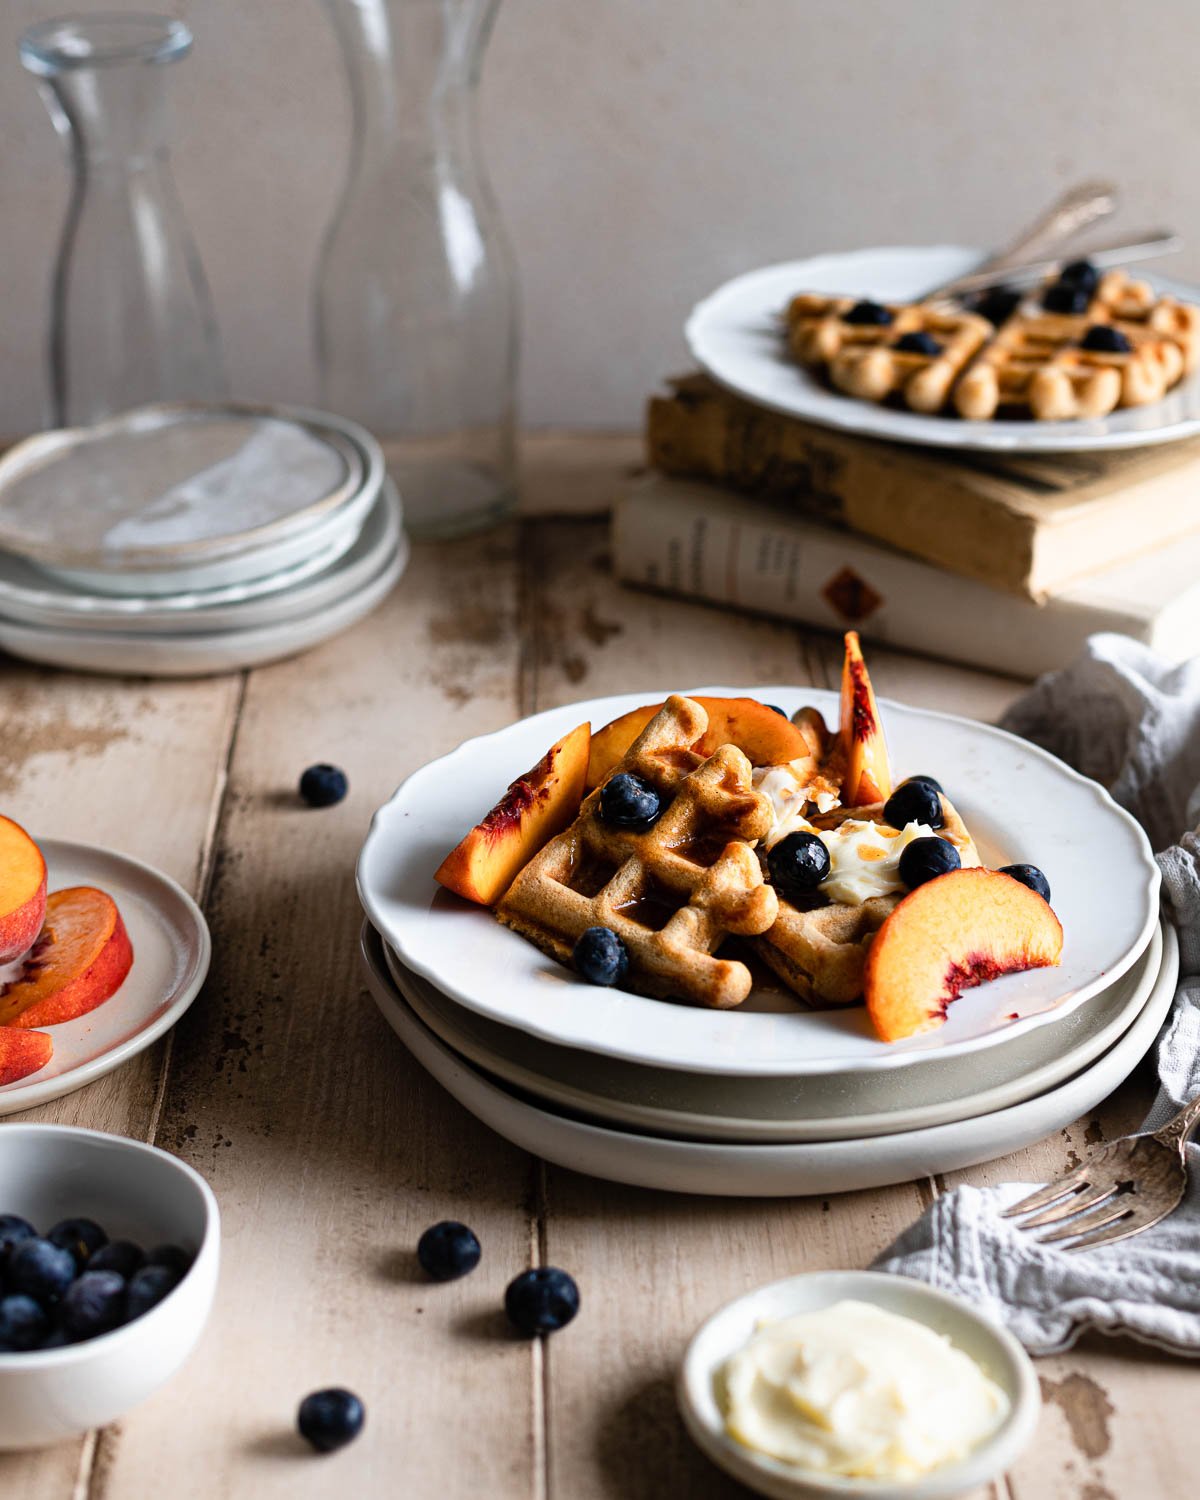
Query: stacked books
612 373 1200 678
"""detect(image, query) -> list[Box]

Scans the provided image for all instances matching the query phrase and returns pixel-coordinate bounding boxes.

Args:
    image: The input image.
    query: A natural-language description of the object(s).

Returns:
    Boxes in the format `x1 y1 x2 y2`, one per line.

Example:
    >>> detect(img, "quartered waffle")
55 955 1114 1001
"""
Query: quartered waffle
953 310 1184 421
784 295 991 414
497 695 779 1009
753 795 979 1007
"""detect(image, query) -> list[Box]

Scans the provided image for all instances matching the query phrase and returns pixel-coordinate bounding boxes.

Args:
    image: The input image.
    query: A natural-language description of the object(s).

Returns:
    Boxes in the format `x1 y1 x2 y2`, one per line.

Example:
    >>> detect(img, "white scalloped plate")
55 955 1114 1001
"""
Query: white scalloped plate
685 246 1200 453
357 686 1160 1078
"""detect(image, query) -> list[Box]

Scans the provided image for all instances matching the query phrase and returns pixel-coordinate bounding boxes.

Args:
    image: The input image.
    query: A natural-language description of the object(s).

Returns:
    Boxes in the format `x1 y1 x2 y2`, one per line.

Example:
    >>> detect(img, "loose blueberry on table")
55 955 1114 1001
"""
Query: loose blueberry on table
999 863 1052 902
417 1221 482 1282
0 1213 192 1352
573 926 629 987
883 778 944 831
504 1267 580 1337
297 1388 366 1453
898 836 961 890
299 763 349 808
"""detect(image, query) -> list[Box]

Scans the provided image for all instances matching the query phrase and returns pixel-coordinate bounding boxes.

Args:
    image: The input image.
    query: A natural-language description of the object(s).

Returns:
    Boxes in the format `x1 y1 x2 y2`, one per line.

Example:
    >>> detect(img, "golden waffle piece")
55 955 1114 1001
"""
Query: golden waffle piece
497 695 779 1009
1092 269 1200 374
784 295 991 413
753 796 978 1007
953 310 1183 421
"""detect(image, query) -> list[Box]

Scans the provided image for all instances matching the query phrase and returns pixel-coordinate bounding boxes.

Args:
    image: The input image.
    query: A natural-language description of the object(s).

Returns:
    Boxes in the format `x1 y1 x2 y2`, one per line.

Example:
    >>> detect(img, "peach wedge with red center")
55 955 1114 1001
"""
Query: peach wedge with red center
837 631 893 806
0 886 134 1029
0 1029 53 1085
435 721 591 907
585 697 818 790
0 815 47 965
864 868 1064 1043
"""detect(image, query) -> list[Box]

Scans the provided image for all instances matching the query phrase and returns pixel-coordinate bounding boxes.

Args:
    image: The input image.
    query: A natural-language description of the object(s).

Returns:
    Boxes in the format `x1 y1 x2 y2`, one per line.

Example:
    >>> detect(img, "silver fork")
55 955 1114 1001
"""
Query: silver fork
1003 1095 1200 1253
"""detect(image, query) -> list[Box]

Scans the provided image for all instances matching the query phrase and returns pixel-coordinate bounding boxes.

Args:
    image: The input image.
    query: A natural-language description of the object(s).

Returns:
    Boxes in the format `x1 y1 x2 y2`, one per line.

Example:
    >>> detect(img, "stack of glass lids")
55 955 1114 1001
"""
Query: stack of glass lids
0 403 406 676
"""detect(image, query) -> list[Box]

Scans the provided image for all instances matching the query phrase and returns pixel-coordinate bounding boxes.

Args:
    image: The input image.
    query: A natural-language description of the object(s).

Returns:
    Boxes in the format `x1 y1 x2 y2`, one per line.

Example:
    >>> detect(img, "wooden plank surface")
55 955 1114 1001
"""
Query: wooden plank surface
0 448 1191 1500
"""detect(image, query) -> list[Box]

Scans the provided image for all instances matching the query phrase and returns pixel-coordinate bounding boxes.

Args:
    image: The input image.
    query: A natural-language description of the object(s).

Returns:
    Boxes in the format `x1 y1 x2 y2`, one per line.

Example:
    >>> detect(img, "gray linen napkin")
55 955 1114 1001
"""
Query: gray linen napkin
873 634 1200 1356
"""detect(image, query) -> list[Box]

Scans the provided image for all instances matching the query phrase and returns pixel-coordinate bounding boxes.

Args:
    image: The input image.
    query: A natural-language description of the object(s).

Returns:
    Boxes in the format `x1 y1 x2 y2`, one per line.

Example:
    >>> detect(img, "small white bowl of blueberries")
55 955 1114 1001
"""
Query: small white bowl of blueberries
0 1123 219 1448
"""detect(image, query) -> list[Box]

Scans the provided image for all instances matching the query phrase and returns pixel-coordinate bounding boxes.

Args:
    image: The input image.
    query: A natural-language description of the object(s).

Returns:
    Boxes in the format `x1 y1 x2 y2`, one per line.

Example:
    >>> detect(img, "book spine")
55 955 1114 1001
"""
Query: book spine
612 480 1156 680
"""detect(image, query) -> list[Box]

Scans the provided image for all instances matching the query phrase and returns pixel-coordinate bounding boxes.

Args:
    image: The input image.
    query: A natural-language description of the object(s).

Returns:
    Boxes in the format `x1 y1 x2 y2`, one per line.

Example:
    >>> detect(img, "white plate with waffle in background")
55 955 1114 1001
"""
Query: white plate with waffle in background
357 681 1160 1078
685 245 1200 452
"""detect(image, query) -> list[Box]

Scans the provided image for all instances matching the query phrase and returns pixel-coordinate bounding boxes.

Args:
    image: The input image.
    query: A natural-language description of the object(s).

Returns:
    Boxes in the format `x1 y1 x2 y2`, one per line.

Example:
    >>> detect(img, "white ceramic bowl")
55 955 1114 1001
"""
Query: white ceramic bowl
678 1271 1039 1500
0 1125 220 1448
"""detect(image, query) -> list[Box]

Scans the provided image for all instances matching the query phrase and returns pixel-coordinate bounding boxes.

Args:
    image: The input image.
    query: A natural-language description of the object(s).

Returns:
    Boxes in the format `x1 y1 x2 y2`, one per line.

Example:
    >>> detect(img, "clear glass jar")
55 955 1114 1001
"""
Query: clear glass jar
19 13 225 429
316 0 519 538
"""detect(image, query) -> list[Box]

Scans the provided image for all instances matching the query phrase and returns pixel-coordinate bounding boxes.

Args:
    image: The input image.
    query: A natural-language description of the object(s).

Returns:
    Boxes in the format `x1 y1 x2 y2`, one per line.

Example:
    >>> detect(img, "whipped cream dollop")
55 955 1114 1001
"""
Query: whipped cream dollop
818 818 940 904
753 763 839 849
721 1299 1010 1480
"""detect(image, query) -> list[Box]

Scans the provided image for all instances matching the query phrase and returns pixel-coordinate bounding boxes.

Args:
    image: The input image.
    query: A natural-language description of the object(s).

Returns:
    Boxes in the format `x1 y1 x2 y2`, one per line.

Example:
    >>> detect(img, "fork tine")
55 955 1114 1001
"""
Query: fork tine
1002 1166 1091 1219
1012 1179 1120 1230
1037 1199 1135 1246
1066 1203 1173 1254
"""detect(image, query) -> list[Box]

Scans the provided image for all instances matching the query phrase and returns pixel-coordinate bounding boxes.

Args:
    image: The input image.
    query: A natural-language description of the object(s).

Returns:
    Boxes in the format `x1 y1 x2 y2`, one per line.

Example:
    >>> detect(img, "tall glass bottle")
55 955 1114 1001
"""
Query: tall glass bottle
20 14 224 429
316 0 518 538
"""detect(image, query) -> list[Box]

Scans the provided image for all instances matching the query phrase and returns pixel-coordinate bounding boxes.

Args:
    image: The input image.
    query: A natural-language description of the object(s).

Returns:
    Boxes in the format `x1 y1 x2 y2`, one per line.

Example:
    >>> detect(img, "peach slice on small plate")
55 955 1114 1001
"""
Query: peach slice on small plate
0 815 47 965
0 886 134 1029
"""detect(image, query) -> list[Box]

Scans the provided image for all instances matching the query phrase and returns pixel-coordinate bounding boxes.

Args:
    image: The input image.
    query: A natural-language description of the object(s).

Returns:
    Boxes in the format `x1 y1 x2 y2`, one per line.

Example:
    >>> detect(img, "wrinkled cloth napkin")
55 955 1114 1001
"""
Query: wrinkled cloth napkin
873 634 1200 1356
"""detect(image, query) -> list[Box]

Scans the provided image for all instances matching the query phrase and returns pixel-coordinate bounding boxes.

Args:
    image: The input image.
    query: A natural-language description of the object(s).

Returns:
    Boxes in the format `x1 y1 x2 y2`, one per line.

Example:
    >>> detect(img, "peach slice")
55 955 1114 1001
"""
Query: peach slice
864 868 1063 1043
0 887 134 1029
435 721 591 906
0 1029 53 1085
585 697 816 790
837 631 893 805
0 816 47 965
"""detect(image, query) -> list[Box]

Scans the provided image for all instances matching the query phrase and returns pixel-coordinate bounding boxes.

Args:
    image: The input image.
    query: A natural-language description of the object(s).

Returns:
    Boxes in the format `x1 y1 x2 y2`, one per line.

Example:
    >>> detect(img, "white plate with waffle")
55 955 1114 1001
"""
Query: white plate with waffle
686 245 1200 452
357 685 1159 1078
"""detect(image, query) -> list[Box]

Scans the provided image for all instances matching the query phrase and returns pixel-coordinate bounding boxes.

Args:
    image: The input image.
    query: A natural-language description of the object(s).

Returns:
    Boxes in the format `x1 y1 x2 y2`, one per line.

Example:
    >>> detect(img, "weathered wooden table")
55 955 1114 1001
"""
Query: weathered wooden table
3 440 1185 1500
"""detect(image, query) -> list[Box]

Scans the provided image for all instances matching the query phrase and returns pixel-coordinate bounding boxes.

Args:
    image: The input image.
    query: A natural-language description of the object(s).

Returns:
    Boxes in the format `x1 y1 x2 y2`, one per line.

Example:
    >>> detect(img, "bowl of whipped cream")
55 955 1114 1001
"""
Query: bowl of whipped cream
677 1270 1039 1500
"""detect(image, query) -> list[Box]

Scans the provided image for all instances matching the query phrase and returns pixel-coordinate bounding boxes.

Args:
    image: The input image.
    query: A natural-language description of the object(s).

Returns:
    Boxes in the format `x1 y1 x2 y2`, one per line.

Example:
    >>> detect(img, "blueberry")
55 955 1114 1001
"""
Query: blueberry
1000 863 1052 902
298 1388 365 1453
38 1327 70 1349
894 330 942 356
763 704 789 719
124 1264 182 1321
0 1215 35 1264
89 1240 145 1279
1044 281 1091 315
46 1217 107 1270
884 780 944 831
843 300 893 327
973 287 1022 326
504 1267 580 1336
60 1271 127 1342
299 763 348 808
7 1238 76 1305
572 926 629 987
416 1221 481 1282
143 1243 192 1277
599 772 661 830
1080 324 1133 354
0 1294 48 1351
1059 259 1100 292
905 773 944 794
898 836 961 889
767 832 831 900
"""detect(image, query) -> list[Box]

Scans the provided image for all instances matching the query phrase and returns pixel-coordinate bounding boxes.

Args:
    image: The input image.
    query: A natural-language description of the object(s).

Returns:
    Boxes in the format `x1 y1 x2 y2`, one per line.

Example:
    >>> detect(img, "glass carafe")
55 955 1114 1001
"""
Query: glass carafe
316 0 518 538
20 13 224 429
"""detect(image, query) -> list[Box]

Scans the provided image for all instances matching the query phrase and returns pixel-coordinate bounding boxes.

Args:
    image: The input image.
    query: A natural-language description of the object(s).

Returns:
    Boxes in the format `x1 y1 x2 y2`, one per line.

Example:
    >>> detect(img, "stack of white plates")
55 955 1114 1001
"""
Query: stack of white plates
0 403 407 676
356 686 1169 1197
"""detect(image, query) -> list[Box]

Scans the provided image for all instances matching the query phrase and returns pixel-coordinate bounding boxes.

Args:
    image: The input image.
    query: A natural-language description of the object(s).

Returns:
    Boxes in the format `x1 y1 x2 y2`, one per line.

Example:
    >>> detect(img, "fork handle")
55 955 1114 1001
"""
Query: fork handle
1154 1093 1200 1155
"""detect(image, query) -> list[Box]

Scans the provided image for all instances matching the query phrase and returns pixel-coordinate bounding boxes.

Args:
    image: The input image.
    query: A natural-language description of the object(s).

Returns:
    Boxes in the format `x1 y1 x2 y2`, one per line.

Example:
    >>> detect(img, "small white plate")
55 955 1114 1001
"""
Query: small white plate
0 527 407 677
0 483 401 634
380 923 1165 1142
357 685 1159 1077
0 839 210 1114
678 1271 1040 1500
685 246 1200 453
358 919 1178 1196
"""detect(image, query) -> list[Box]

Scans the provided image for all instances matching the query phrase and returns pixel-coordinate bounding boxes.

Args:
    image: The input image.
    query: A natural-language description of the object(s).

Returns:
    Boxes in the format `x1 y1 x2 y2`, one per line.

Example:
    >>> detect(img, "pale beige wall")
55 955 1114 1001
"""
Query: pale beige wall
3 0 1196 434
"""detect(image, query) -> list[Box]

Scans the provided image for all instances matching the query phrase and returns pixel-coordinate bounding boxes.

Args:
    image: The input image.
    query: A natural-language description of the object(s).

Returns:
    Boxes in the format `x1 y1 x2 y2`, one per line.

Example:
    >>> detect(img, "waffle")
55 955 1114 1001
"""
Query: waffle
785 295 991 413
1092 269 1200 373
753 795 979 1006
953 310 1184 421
497 695 779 1009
